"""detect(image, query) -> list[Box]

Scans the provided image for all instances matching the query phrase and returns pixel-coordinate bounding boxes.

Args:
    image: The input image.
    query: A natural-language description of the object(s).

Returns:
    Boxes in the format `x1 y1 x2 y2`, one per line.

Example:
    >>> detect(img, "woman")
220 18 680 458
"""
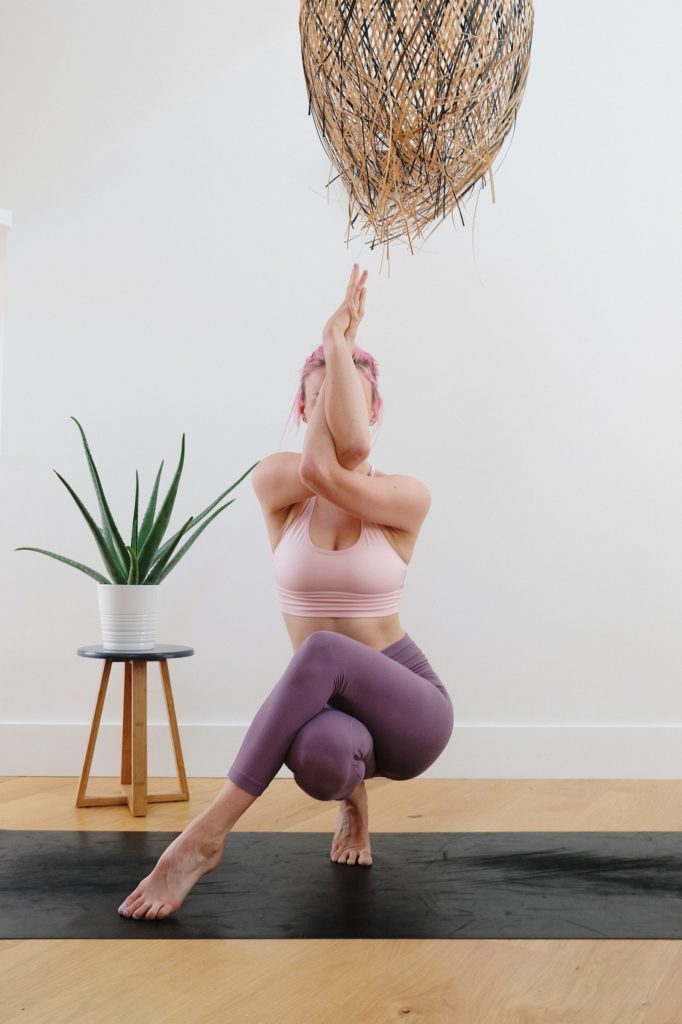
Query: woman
117 265 454 921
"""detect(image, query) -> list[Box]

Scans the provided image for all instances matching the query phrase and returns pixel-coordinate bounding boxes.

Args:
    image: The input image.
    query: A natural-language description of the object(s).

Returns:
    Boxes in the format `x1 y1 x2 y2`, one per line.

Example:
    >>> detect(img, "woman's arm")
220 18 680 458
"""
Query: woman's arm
300 376 343 479
323 328 372 460
319 264 371 462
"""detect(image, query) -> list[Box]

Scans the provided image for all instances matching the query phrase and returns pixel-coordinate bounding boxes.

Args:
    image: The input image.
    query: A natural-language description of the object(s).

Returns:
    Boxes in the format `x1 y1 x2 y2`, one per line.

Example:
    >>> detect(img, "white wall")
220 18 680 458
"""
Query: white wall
0 208 11 452
0 1 680 779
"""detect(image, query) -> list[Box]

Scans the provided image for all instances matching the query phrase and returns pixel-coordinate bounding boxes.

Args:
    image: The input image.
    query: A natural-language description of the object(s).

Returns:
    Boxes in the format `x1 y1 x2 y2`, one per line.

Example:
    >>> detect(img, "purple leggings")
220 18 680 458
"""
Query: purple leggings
227 630 454 801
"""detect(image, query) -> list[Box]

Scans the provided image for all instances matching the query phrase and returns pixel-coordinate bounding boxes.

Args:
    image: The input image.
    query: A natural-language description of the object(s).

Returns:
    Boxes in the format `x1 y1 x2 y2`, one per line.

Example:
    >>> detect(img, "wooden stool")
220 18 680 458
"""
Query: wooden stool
75 644 193 817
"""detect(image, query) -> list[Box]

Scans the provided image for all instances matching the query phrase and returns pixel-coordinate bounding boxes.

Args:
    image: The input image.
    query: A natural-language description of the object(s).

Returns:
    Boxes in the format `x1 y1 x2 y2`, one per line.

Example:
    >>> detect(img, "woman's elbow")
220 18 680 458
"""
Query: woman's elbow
299 458 320 484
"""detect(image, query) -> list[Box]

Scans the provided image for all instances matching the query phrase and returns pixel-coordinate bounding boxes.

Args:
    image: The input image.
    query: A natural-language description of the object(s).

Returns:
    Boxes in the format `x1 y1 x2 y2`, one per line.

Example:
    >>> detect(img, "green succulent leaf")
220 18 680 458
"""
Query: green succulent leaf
138 460 164 551
70 416 130 571
149 498 236 585
136 435 186 580
151 459 260 567
144 515 195 584
52 470 128 582
131 471 139 554
126 544 140 584
14 547 111 584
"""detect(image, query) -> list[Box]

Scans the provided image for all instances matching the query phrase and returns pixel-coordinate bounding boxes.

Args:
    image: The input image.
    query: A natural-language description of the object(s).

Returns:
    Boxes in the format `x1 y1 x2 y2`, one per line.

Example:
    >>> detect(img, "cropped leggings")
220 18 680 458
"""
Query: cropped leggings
227 630 454 802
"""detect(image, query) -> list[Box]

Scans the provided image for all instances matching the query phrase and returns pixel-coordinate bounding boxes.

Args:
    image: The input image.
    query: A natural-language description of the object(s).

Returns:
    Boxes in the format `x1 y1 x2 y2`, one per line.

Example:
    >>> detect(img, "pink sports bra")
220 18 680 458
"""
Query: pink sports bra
272 465 408 617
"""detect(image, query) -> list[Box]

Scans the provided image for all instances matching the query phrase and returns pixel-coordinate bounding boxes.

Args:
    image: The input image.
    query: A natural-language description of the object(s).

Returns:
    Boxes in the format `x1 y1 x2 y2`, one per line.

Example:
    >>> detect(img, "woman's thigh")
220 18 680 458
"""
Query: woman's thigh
311 630 454 780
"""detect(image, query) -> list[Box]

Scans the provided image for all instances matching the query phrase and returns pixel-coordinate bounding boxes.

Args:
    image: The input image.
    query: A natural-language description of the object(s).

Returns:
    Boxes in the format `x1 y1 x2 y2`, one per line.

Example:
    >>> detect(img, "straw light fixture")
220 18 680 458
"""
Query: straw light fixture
299 0 535 263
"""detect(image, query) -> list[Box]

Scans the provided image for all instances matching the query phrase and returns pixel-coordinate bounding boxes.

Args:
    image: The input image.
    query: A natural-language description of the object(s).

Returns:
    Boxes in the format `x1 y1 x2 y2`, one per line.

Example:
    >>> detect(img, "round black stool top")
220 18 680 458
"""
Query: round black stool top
77 644 194 662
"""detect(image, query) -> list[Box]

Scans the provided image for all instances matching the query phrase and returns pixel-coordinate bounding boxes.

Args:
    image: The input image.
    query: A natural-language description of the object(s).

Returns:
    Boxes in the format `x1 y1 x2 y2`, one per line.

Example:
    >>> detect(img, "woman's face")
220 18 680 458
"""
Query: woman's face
302 366 376 425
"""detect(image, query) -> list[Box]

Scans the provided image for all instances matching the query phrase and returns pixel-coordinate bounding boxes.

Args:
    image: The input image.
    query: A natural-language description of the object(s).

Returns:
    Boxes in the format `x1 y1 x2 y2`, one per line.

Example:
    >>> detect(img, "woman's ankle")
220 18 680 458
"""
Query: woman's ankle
182 812 229 852
342 780 366 806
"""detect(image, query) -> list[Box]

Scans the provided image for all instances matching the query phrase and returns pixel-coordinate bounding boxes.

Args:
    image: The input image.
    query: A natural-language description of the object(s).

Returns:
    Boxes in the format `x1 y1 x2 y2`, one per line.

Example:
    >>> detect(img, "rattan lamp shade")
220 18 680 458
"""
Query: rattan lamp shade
299 0 534 259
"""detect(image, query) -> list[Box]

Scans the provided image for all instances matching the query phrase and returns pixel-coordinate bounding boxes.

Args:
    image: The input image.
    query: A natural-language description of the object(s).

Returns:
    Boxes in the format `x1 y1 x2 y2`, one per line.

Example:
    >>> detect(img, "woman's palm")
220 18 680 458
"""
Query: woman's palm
344 266 367 350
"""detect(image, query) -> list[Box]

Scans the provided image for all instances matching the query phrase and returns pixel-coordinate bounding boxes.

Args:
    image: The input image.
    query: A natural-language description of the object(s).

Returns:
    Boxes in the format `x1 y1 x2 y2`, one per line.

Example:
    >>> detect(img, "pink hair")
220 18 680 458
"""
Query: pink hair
284 342 384 438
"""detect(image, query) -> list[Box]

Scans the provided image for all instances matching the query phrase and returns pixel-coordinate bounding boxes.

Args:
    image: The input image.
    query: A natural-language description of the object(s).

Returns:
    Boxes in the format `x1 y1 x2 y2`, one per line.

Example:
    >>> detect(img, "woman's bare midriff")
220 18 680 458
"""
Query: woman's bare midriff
283 611 406 654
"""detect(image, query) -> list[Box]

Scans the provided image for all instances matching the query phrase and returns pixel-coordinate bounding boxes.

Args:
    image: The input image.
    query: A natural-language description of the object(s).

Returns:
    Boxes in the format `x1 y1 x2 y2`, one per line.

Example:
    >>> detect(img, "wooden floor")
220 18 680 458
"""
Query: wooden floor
1 776 680 1024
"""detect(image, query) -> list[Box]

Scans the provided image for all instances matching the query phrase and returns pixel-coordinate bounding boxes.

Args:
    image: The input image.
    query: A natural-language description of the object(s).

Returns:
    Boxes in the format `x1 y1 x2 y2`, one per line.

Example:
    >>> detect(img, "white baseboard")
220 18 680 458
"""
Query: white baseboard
0 723 680 778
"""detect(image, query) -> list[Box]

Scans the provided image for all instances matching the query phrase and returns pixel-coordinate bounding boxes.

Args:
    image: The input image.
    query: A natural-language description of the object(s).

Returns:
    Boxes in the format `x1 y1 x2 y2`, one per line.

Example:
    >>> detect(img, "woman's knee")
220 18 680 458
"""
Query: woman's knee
296 630 336 659
287 730 357 801
293 757 359 801
284 631 343 692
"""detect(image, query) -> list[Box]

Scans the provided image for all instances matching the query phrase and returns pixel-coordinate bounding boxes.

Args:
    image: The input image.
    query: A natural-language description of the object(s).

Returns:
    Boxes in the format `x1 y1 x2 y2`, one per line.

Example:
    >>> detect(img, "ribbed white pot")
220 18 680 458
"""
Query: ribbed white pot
97 583 160 652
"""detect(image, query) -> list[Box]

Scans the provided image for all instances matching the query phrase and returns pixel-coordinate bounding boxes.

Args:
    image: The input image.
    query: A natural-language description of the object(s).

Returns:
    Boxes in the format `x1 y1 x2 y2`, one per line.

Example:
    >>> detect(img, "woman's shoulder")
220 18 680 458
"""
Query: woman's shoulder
252 451 317 515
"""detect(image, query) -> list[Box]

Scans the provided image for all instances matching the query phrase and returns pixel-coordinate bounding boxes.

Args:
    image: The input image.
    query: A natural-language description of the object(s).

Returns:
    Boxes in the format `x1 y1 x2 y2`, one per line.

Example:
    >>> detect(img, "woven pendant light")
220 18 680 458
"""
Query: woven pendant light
299 0 534 262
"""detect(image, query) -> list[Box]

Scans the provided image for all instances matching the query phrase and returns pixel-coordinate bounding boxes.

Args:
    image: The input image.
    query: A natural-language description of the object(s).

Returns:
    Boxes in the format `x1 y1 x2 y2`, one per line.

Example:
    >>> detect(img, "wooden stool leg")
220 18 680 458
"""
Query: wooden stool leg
76 659 118 807
120 660 132 786
158 659 190 801
125 660 148 817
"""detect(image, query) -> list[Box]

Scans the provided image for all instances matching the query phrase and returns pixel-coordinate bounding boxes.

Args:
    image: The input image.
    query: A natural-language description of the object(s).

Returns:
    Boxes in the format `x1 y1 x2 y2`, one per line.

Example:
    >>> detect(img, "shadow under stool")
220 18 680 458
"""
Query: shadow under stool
75 644 194 817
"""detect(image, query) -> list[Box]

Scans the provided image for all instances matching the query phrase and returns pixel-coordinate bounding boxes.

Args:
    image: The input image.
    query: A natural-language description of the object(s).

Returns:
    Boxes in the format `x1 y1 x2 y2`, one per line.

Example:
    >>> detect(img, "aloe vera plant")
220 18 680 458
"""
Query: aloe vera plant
15 416 259 584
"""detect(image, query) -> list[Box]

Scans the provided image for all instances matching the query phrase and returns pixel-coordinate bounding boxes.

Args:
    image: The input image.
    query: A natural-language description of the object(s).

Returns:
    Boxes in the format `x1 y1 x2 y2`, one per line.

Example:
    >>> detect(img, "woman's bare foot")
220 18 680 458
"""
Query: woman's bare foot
330 779 373 866
117 820 226 921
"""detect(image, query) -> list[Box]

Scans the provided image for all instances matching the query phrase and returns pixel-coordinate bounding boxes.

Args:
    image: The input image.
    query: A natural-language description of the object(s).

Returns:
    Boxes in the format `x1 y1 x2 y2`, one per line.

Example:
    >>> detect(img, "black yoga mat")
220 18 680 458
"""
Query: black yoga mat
2 829 681 939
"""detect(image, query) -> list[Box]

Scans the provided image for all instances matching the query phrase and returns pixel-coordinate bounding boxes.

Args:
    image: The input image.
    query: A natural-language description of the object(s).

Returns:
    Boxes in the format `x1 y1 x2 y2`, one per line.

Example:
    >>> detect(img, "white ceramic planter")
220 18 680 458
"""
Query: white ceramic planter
97 583 160 652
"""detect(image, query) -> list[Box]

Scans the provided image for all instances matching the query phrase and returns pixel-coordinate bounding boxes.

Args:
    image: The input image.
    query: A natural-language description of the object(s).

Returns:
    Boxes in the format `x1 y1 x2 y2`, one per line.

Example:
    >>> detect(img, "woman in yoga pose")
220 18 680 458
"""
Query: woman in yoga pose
118 264 454 920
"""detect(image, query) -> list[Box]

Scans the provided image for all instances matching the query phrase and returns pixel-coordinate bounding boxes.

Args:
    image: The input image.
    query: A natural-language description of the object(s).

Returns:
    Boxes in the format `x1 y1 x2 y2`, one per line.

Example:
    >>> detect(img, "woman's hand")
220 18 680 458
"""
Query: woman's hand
322 264 368 351
344 263 367 352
